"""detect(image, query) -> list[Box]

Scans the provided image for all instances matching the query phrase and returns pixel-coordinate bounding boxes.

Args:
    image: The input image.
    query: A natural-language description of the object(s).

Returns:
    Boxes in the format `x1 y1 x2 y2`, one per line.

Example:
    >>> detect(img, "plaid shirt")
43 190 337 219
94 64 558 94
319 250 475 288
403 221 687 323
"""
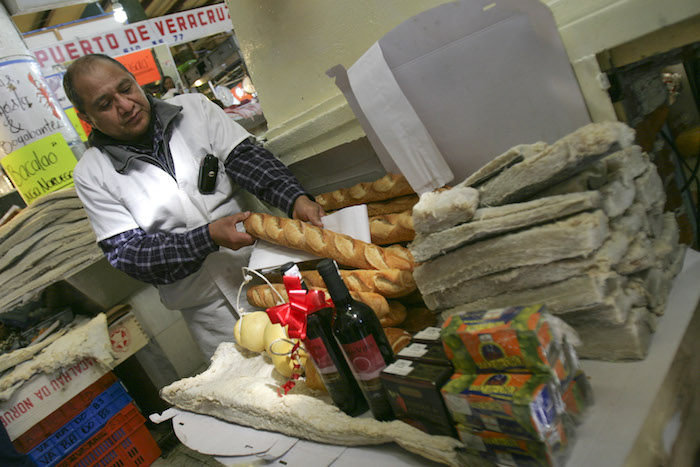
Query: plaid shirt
98 138 308 285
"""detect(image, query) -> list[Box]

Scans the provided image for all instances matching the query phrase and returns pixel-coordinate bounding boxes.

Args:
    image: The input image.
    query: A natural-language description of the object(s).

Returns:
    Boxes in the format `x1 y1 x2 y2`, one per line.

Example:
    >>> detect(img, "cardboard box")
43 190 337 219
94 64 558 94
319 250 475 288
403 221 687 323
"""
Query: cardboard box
1 312 148 440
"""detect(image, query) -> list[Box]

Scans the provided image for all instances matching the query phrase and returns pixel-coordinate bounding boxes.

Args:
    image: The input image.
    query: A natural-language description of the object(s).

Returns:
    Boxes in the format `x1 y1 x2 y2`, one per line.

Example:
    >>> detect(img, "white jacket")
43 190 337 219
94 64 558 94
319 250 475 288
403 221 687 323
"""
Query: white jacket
74 94 259 314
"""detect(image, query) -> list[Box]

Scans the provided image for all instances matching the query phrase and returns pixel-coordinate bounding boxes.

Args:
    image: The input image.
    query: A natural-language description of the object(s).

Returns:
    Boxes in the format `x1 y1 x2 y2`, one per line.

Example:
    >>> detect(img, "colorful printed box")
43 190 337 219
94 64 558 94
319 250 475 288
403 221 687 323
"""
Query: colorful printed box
441 372 563 441
440 305 563 378
456 423 569 467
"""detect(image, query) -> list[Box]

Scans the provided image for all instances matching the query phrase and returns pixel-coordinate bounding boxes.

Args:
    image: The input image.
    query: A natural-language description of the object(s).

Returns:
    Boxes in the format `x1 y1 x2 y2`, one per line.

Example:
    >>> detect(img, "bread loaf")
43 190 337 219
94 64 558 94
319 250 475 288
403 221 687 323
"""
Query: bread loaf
383 327 412 354
316 173 414 211
243 213 414 271
384 301 407 327
369 211 415 245
366 195 419 216
299 269 416 298
246 284 393 324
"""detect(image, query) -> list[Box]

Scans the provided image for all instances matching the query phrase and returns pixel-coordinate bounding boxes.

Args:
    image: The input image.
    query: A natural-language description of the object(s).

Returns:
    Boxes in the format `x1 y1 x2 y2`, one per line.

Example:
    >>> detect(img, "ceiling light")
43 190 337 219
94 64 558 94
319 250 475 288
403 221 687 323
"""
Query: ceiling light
193 79 203 87
112 1 127 23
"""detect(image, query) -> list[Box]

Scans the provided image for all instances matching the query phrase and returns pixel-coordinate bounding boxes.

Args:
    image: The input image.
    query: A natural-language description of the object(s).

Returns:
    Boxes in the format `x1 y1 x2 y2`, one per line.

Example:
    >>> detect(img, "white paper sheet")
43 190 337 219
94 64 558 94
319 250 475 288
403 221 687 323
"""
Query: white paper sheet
333 0 590 185
347 42 454 195
247 205 371 271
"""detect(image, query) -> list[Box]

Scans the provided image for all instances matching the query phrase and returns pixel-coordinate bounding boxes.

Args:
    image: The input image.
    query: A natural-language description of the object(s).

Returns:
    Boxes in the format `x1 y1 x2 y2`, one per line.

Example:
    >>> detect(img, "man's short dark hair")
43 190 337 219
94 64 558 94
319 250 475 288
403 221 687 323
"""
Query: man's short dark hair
63 54 132 113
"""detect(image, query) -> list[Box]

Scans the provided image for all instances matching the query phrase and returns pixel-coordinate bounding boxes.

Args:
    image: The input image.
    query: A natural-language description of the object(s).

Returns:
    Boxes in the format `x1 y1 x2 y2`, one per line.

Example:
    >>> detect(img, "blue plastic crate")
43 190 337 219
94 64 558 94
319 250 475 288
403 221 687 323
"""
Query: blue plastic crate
27 382 132 467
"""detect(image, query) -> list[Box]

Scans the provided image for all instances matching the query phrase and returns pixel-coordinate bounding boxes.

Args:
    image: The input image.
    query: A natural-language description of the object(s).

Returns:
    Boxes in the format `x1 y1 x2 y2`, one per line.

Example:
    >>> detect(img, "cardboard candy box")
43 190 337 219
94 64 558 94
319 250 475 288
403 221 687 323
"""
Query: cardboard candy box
561 370 594 423
440 305 568 381
441 372 564 441
456 421 570 467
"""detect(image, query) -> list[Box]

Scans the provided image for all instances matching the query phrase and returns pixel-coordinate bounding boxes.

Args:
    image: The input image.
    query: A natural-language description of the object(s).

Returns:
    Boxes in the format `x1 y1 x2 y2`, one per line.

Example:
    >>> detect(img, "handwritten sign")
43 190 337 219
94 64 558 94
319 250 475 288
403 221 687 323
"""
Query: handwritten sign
0 59 80 157
0 132 77 204
32 3 232 72
115 49 161 86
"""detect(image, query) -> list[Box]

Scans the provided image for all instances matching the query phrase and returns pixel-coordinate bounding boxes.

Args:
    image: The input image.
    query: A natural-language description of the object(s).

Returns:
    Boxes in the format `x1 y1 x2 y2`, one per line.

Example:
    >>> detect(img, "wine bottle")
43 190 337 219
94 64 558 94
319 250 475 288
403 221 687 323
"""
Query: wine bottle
317 259 395 421
279 262 368 416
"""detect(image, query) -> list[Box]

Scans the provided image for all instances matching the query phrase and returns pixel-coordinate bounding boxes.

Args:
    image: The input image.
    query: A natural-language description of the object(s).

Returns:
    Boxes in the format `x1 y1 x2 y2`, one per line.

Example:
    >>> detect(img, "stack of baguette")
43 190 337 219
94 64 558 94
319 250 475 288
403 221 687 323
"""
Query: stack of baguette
243 173 439 334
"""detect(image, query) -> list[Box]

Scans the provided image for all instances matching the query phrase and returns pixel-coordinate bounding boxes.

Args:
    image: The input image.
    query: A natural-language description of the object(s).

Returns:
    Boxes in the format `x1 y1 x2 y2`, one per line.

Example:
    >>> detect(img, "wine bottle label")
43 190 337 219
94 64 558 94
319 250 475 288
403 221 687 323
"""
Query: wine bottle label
341 335 387 380
304 336 338 374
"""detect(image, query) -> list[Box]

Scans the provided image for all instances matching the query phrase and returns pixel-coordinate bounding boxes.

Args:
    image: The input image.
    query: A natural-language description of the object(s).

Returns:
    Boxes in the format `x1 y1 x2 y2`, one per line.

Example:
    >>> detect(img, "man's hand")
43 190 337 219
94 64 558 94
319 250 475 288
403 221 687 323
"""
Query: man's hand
292 195 326 227
209 212 256 250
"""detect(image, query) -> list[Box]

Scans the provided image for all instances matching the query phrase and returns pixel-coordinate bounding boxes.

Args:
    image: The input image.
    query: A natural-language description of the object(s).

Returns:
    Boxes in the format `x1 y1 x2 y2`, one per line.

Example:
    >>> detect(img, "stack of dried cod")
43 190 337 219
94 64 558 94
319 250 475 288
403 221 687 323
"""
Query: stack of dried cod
0 188 102 314
410 122 686 360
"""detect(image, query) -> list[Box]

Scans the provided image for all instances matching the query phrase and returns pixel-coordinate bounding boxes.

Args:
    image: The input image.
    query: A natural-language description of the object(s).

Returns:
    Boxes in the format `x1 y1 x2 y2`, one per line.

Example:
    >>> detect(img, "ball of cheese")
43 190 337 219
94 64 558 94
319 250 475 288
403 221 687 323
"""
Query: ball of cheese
234 312 271 353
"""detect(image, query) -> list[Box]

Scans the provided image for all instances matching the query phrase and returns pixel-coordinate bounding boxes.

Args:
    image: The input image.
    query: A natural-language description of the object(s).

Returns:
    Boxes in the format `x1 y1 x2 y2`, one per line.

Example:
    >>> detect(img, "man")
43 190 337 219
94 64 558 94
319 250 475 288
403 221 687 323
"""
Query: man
64 54 324 358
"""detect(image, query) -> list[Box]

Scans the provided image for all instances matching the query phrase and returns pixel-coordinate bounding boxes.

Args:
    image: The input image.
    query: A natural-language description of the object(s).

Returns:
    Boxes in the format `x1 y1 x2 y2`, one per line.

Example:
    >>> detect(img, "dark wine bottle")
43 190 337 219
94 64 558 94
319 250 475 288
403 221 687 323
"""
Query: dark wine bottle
317 259 396 421
279 262 368 417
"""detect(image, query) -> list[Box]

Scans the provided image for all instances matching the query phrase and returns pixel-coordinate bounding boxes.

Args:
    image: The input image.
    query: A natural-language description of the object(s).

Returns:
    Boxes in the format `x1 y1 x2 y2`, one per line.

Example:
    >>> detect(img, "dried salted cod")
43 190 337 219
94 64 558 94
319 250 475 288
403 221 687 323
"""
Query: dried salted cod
536 160 608 197
0 329 68 373
412 185 479 235
614 232 655 276
634 165 665 209
462 142 548 188
575 308 653 360
414 210 608 296
652 212 680 264
0 222 94 277
478 122 635 206
0 208 81 257
422 230 629 310
611 203 649 237
439 272 632 326
0 314 114 401
0 241 103 312
604 145 649 178
410 191 601 263
160 343 462 466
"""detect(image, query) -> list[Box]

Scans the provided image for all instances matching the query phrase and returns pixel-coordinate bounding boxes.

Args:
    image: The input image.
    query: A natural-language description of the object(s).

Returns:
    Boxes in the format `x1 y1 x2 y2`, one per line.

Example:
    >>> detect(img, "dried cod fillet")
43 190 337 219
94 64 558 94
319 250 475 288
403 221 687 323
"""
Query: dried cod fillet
611 203 649 237
439 272 632 326
614 232 654 275
478 122 635 206
462 142 548 188
0 314 113 401
410 191 601 263
634 165 665 209
412 185 479 235
161 344 463 466
575 308 653 360
422 230 629 310
414 210 608 296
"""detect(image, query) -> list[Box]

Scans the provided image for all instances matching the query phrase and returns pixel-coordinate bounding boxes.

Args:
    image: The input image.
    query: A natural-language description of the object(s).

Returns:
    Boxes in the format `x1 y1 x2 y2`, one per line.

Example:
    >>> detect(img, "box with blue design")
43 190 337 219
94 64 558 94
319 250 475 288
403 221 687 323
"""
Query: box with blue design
440 372 564 441
440 305 571 384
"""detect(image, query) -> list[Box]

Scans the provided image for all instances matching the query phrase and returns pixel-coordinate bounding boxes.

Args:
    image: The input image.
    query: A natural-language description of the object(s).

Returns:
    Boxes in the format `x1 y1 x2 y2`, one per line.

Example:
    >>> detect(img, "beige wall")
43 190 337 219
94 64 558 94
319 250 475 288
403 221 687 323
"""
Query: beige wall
226 0 700 165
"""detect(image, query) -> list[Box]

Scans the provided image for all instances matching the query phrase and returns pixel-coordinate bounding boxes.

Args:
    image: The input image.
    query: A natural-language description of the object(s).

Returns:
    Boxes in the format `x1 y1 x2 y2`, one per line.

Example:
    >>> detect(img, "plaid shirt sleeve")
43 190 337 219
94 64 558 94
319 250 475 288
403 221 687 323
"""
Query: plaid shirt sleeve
98 226 218 285
225 138 310 217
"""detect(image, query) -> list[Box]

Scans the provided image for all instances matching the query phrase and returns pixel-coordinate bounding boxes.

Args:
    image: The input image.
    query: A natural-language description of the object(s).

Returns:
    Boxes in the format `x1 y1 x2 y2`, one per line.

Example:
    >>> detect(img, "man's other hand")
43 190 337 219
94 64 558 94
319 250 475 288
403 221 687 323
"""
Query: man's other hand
292 195 326 227
209 212 256 250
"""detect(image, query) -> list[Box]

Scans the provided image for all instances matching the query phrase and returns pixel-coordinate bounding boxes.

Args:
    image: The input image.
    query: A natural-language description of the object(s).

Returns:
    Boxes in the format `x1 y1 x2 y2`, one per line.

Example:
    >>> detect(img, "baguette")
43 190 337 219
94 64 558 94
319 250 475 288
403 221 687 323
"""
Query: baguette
246 284 393 324
366 194 419 216
383 327 412 354
243 213 414 271
369 211 415 245
299 269 416 298
316 173 414 211
385 301 407 327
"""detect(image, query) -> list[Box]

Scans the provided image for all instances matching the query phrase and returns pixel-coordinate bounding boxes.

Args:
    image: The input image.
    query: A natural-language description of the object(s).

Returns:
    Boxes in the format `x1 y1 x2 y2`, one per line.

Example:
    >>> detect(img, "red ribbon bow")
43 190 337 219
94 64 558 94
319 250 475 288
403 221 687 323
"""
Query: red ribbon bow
265 275 327 340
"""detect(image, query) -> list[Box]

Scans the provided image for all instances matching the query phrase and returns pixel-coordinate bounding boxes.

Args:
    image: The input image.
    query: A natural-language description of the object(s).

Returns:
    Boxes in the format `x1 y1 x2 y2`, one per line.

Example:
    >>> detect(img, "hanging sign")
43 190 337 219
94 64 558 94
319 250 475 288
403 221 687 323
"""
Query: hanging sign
115 49 161 85
0 59 79 157
0 132 77 204
31 3 232 73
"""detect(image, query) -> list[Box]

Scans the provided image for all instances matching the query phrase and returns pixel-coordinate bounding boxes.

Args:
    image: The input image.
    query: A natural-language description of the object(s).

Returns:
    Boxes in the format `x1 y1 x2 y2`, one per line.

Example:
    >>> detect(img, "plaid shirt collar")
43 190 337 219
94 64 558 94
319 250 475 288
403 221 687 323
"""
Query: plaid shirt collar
89 96 182 174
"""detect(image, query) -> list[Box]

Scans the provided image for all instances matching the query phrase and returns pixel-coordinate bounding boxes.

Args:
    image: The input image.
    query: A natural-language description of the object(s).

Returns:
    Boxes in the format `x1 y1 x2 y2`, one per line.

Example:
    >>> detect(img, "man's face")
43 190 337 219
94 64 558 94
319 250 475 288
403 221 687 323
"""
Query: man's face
74 60 151 141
